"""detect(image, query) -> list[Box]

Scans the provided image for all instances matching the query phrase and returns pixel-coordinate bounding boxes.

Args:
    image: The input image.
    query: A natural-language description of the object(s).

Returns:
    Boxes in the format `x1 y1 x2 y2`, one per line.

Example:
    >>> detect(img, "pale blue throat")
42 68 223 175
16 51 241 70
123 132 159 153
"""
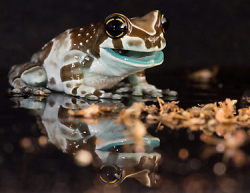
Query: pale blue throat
106 48 164 65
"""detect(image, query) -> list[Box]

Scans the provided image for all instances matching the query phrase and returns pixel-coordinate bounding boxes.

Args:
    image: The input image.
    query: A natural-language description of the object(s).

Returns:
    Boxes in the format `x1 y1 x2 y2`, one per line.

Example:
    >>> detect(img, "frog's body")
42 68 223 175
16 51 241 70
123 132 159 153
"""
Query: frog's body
9 10 167 99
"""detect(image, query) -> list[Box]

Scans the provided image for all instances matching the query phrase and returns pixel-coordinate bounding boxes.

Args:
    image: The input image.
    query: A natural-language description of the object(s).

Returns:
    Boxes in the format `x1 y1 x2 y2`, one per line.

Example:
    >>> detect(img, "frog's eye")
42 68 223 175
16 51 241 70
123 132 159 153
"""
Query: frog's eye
161 14 169 33
98 165 122 184
104 15 128 39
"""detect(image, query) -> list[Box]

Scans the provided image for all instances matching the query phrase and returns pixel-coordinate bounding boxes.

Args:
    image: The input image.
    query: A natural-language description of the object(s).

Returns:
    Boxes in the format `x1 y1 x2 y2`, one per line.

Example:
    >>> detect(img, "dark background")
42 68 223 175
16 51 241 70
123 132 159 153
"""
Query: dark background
0 1 250 192
1 0 249 72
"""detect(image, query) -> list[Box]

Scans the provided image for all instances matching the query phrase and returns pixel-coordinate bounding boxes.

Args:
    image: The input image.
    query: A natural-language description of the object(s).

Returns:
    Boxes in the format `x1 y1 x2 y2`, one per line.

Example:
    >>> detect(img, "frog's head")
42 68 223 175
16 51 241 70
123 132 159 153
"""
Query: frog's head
98 10 168 74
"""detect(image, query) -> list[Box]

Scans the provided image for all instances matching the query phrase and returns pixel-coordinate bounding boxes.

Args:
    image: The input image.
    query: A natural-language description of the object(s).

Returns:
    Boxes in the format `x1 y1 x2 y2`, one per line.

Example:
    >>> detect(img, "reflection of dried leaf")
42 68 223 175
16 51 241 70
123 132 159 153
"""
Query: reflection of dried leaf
68 105 101 118
149 98 249 167
117 103 146 152
68 98 249 134
68 105 117 118
200 129 249 167
66 97 249 167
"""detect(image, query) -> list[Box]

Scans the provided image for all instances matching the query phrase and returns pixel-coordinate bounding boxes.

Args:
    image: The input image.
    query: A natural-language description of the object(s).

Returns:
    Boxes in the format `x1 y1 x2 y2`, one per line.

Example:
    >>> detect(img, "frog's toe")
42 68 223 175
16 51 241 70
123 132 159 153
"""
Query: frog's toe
86 94 99 101
115 86 131 93
163 89 178 97
31 87 50 96
98 91 122 100
33 88 42 95
23 86 33 94
151 91 163 98
99 92 113 99
132 84 162 97
10 86 33 96
112 94 122 100
148 88 163 97
11 88 22 94
132 89 144 96
40 87 51 94
18 86 51 96
142 85 162 97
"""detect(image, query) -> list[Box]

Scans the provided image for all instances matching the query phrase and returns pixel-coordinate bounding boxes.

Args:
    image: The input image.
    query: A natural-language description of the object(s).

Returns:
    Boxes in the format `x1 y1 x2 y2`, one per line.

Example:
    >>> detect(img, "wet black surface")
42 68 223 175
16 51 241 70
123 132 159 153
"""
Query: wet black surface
0 67 250 193
1 1 250 191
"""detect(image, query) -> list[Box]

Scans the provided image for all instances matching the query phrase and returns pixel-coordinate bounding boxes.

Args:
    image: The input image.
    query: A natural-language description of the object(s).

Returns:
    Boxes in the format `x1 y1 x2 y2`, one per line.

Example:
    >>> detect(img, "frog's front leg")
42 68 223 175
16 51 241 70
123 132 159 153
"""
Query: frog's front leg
128 71 162 97
61 80 114 101
60 60 114 100
8 63 51 95
60 64 96 100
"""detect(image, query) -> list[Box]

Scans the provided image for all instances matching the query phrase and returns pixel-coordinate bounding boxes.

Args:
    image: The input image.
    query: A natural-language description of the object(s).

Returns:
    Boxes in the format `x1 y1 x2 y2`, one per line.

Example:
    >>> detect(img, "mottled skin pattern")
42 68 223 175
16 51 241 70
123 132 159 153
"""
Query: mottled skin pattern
11 93 161 186
9 10 166 99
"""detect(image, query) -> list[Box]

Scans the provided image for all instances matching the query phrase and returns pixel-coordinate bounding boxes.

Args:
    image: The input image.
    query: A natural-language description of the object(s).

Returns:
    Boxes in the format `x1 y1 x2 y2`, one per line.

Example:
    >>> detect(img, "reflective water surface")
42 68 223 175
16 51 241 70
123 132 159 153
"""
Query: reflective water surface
1 68 250 193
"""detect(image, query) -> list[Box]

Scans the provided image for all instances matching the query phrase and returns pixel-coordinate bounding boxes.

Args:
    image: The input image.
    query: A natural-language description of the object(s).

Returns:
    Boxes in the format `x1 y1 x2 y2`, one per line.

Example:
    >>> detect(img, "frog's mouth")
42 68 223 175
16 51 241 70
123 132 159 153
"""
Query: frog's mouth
105 48 164 67
97 135 160 151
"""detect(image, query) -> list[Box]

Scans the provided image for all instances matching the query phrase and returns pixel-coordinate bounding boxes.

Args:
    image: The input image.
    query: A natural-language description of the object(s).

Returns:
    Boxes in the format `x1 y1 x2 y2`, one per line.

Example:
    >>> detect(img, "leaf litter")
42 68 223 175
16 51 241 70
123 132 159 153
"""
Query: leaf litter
68 98 250 166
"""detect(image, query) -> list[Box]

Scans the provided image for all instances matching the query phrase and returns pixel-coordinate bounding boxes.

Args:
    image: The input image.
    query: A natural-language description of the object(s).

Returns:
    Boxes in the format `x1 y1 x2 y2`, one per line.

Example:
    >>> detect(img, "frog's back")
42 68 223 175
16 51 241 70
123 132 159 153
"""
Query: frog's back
31 25 100 91
32 23 103 66
30 30 73 91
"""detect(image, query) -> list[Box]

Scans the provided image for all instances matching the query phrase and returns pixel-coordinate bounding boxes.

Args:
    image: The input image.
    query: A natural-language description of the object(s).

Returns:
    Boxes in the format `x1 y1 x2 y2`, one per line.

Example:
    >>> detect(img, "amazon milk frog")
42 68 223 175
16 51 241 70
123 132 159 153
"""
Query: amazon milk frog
9 10 168 100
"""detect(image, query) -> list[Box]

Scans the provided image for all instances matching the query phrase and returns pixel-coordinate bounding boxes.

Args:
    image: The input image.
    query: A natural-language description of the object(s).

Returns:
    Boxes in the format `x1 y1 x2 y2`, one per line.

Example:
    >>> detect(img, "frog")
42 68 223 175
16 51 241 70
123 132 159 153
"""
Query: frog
8 10 168 100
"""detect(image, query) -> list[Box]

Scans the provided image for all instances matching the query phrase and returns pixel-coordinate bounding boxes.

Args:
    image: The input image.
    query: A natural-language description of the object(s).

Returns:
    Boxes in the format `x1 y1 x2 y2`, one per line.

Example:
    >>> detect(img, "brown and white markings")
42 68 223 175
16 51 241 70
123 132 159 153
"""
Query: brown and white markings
9 10 168 99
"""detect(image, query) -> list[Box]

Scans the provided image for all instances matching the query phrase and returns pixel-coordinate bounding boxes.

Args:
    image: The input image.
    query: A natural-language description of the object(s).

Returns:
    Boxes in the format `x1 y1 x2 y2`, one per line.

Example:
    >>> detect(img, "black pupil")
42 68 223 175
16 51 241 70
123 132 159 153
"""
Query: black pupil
105 18 126 38
99 165 121 183
162 16 169 32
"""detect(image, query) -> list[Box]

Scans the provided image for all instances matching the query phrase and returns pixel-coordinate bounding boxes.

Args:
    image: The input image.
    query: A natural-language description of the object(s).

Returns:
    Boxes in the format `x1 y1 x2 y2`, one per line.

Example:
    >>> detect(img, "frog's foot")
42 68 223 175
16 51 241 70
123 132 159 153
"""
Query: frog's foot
96 91 122 100
162 89 178 97
81 91 122 101
11 84 51 96
64 84 122 100
132 83 162 97
9 64 49 96
115 85 132 94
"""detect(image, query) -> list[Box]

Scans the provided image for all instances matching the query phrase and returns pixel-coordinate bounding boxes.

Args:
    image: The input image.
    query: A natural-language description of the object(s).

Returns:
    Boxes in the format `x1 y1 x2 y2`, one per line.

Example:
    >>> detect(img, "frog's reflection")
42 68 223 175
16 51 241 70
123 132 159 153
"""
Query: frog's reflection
12 94 162 187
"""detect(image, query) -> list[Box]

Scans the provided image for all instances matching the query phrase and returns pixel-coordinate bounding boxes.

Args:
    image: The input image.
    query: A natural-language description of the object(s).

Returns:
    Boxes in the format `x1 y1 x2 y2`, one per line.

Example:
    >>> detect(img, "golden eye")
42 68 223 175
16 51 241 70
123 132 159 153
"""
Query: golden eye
98 165 122 184
104 15 128 39
161 14 169 33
